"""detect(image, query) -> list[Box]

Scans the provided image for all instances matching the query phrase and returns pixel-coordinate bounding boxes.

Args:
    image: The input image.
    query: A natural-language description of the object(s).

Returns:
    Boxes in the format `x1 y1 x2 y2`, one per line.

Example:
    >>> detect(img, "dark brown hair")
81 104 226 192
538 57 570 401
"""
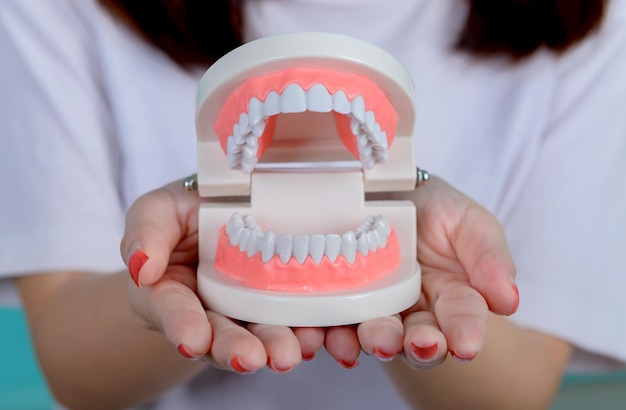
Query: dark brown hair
98 0 242 67
100 0 606 67
457 0 607 59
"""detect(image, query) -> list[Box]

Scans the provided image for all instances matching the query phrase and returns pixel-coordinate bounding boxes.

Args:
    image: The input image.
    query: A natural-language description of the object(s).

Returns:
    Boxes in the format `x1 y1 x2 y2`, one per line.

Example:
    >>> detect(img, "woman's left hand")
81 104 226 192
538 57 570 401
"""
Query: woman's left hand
357 176 519 368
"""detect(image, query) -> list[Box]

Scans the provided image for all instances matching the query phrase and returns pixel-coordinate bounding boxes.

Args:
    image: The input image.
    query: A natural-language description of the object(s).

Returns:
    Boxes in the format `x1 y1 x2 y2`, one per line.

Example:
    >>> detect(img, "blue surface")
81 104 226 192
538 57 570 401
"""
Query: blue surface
0 307 53 410
2 306 625 409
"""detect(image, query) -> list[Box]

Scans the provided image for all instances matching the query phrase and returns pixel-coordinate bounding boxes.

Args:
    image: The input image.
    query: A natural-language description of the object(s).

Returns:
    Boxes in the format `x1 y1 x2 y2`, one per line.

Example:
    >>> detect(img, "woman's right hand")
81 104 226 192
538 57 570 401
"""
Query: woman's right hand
120 179 331 374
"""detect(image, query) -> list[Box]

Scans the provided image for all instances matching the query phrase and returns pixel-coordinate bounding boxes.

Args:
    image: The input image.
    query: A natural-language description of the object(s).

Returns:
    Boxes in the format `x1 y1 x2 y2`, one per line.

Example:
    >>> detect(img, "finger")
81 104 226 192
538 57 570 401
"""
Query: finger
401 310 448 369
324 326 361 369
357 315 403 361
248 324 302 373
206 311 267 374
434 283 489 361
414 177 518 316
121 180 202 287
454 205 518 316
293 327 325 361
129 265 212 359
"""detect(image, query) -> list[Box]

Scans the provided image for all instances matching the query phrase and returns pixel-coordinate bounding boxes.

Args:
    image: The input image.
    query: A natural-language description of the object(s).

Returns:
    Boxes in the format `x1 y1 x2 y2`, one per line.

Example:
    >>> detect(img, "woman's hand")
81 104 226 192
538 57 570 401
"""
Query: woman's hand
358 176 519 368
120 180 328 373
120 175 518 373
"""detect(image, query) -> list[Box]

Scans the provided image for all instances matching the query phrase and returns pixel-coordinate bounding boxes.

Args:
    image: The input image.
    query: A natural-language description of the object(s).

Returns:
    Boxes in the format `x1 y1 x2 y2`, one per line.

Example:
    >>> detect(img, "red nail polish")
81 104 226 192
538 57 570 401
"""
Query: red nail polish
336 358 359 369
229 356 254 374
177 344 199 360
511 284 520 314
267 357 293 373
410 342 438 360
450 350 476 362
128 249 148 287
373 347 396 361
302 352 316 361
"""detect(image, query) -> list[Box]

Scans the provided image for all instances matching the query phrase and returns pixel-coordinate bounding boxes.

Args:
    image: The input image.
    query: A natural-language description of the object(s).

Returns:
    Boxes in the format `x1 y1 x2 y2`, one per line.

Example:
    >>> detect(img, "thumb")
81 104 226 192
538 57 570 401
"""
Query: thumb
120 179 202 287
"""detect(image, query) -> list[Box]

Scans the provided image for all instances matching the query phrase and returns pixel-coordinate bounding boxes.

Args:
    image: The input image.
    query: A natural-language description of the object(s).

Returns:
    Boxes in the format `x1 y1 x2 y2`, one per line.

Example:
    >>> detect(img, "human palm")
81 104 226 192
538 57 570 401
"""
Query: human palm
121 176 518 373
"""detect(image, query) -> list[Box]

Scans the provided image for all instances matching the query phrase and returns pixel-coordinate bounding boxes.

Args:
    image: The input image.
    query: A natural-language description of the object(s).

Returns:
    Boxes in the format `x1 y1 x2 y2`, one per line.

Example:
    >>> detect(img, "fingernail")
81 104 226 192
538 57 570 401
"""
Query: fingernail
177 344 201 361
267 357 293 373
410 342 438 361
229 356 255 375
511 284 520 314
302 352 316 361
450 350 476 363
128 248 149 287
373 346 397 362
336 358 359 369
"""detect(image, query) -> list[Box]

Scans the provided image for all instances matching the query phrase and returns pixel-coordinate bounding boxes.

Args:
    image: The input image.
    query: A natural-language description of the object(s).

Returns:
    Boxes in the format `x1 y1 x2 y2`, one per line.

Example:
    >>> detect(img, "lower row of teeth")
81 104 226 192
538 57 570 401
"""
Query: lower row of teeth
225 213 392 264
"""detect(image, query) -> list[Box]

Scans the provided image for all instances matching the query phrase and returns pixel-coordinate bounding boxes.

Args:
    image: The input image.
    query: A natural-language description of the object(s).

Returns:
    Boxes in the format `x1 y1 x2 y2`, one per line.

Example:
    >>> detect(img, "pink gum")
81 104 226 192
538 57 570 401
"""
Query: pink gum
214 225 401 292
213 67 398 161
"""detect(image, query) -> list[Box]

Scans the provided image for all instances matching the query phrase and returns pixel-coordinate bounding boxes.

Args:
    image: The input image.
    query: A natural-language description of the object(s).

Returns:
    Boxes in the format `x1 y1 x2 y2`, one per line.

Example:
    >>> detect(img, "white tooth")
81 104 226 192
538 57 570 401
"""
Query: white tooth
375 217 391 236
341 231 357 264
264 91 281 116
243 145 257 160
309 234 325 264
239 229 251 252
228 225 244 246
374 226 388 248
251 121 266 138
239 158 256 172
351 95 365 122
365 111 376 133
249 96 263 111
261 231 277 262
246 231 263 257
227 156 240 169
233 123 245 145
332 90 351 114
379 131 388 149
357 133 369 147
293 234 309 264
248 109 264 126
243 214 256 228
374 122 382 139
280 84 307 113
360 215 375 231
350 118 361 135
306 84 332 112
226 213 243 235
241 159 256 173
367 231 378 252
356 231 369 256
227 136 241 156
276 234 293 263
325 234 342 263
245 135 258 149
239 113 251 135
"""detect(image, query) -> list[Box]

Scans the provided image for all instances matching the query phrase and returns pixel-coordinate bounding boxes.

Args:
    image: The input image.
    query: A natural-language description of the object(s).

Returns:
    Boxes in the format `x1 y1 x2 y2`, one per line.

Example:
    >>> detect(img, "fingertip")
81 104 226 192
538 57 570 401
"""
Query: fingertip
128 247 149 287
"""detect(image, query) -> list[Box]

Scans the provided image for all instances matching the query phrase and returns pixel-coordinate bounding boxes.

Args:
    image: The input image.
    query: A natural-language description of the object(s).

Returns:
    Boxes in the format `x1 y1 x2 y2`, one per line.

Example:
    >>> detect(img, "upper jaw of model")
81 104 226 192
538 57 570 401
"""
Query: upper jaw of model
214 67 397 173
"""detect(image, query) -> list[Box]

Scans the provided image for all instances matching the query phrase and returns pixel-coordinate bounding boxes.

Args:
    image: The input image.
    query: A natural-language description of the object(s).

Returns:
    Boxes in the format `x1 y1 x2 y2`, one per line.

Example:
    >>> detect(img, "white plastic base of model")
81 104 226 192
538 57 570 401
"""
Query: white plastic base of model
196 171 419 326
197 259 420 327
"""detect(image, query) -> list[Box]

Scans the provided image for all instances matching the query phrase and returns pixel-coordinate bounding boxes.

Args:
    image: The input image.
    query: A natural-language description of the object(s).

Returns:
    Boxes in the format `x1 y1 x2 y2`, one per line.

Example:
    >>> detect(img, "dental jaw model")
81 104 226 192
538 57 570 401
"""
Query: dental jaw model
196 32 420 326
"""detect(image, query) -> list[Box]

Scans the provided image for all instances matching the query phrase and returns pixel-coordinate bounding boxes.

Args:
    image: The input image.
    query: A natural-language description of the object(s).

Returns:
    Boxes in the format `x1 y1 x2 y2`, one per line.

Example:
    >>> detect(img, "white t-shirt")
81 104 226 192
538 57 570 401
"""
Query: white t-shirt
1 0 625 408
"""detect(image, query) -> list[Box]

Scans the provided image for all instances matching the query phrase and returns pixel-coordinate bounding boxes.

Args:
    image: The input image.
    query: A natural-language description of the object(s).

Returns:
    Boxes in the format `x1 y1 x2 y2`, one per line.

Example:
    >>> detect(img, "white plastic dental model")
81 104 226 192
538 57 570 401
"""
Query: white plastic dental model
195 32 420 326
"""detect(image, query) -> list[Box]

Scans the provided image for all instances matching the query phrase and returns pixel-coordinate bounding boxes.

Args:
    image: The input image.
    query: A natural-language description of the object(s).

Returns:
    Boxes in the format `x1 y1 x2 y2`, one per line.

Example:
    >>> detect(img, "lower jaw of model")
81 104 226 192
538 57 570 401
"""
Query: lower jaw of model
214 213 401 292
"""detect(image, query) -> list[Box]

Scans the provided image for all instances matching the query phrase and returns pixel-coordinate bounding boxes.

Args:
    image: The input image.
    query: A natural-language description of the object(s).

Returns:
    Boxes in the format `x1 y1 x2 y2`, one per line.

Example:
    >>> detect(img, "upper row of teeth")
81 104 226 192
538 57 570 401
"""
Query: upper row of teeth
225 213 392 264
226 83 389 172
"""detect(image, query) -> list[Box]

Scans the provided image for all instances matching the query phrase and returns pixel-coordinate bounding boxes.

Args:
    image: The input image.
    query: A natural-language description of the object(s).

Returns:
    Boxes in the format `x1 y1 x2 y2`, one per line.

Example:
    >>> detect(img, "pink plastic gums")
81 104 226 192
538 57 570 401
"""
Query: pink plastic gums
213 67 398 165
214 225 401 292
